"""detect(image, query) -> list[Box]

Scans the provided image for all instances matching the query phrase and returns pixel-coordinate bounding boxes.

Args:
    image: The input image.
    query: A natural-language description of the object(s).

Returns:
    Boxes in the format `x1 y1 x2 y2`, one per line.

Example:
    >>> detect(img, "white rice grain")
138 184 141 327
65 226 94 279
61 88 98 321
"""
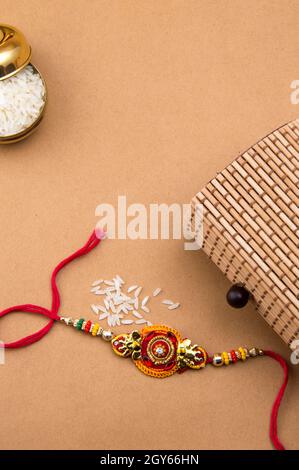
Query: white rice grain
141 306 150 313
162 299 174 305
90 286 100 293
116 275 125 285
94 290 106 295
91 305 99 314
133 310 143 319
121 319 134 325
168 303 180 310
134 287 143 297
127 285 138 293
99 312 109 320
141 296 149 306
97 305 108 313
152 288 162 297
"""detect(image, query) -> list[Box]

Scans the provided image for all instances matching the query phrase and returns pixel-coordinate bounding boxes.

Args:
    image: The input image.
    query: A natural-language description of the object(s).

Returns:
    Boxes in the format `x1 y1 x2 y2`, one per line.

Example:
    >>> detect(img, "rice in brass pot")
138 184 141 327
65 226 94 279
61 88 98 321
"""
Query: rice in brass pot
0 24 47 144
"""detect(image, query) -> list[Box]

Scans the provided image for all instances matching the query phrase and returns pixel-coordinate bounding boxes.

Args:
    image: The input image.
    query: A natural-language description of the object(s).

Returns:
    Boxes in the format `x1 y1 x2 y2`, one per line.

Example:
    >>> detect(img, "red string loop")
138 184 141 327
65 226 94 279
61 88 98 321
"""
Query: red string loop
0 304 56 349
264 350 289 451
0 231 102 349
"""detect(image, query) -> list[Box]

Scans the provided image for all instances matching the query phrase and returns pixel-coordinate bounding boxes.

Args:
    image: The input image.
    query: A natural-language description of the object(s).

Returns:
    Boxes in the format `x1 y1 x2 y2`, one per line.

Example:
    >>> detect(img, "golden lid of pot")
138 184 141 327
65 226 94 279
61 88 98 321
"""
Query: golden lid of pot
0 24 31 80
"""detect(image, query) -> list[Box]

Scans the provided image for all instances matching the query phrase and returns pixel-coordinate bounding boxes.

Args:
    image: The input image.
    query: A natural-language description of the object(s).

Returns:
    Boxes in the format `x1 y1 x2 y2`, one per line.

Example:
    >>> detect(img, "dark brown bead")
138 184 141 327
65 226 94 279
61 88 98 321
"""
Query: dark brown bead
226 284 250 308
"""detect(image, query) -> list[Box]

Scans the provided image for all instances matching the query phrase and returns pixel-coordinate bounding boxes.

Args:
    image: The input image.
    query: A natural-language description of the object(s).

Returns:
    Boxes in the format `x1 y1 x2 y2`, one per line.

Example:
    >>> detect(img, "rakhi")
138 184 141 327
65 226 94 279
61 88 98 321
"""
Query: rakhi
1 231 289 450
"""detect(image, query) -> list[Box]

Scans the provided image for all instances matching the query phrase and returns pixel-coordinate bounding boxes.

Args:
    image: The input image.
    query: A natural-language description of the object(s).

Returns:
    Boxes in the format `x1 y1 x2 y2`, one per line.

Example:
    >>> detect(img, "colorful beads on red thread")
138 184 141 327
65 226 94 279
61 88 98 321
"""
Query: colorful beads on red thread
92 323 100 336
230 350 237 363
60 316 111 342
212 347 261 367
222 351 230 366
76 318 84 330
238 347 247 361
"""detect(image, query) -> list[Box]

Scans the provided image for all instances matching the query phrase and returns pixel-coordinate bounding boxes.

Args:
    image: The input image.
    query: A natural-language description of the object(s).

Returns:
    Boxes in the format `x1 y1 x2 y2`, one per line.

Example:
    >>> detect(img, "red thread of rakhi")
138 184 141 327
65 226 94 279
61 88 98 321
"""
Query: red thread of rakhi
0 231 100 348
0 231 290 450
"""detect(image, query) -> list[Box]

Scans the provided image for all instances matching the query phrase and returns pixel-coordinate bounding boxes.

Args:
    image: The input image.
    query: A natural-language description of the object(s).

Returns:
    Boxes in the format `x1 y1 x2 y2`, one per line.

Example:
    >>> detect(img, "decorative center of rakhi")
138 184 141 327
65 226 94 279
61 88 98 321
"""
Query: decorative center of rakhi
144 333 176 365
136 326 180 377
111 324 208 378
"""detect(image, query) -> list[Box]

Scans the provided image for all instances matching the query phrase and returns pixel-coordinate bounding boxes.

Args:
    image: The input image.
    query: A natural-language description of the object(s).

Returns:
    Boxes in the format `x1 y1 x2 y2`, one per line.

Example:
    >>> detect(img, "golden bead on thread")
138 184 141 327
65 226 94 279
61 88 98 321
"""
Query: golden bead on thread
212 353 224 367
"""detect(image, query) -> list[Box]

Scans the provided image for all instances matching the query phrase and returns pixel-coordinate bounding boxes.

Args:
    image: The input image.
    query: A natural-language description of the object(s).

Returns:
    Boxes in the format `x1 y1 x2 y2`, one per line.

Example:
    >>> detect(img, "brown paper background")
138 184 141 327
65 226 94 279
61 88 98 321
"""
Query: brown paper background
0 0 298 450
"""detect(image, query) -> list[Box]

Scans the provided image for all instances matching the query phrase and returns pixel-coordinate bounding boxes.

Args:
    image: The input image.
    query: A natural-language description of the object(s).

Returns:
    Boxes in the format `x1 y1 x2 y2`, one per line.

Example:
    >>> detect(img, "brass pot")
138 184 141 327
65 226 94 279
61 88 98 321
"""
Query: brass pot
0 24 47 144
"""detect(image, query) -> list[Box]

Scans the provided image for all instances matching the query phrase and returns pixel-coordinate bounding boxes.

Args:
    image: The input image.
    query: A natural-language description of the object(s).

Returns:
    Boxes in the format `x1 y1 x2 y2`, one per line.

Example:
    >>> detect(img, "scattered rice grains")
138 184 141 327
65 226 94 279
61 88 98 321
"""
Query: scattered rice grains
89 277 181 328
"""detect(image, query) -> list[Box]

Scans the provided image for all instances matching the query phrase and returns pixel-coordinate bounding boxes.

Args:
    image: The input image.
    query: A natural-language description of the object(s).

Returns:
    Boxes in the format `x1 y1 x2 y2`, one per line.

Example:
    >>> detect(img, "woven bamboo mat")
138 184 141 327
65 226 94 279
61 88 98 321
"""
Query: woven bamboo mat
192 119 299 348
